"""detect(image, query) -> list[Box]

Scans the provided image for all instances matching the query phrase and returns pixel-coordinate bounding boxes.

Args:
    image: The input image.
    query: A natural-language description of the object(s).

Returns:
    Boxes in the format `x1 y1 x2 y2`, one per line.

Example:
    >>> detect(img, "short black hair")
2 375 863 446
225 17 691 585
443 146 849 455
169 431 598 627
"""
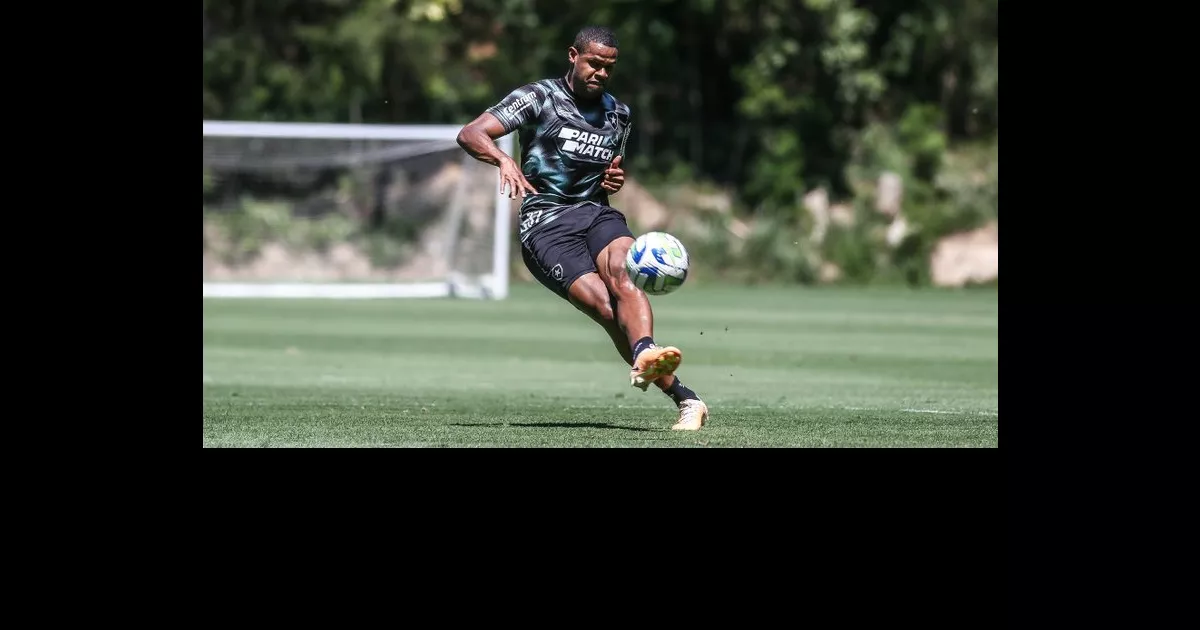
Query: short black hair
573 26 618 53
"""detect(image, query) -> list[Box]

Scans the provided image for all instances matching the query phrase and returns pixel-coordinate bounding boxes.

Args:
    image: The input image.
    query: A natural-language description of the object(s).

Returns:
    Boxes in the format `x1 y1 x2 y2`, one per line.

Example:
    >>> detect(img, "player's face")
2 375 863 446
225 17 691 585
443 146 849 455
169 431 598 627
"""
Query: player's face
568 42 618 99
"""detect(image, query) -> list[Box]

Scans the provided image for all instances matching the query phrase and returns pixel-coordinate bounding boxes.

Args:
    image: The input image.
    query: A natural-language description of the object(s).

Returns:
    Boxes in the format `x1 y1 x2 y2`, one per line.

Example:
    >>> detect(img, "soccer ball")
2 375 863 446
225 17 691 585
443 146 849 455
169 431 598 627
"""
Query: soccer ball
625 231 690 295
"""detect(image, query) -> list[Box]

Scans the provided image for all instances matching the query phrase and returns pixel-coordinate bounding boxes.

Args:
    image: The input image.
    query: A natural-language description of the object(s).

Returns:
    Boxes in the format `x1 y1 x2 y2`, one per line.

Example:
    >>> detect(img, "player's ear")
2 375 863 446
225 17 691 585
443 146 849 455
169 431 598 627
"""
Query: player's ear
567 46 578 64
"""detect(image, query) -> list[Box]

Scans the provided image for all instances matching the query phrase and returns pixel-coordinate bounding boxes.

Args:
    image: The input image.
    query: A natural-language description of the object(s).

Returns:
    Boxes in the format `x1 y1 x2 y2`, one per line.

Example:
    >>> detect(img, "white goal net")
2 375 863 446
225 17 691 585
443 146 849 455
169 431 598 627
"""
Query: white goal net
203 121 514 299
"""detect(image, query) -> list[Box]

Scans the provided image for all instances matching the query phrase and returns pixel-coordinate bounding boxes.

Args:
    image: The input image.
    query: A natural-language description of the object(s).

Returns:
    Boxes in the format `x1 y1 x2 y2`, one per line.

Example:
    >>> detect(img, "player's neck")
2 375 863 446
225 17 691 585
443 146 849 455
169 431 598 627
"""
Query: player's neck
563 72 601 104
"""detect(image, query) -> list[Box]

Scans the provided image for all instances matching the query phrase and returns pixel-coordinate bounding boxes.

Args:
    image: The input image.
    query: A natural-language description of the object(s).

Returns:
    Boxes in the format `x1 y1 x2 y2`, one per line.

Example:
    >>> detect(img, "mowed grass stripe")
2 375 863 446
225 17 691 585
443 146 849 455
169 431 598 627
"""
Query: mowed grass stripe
203 343 995 393
203 390 997 448
204 284 997 447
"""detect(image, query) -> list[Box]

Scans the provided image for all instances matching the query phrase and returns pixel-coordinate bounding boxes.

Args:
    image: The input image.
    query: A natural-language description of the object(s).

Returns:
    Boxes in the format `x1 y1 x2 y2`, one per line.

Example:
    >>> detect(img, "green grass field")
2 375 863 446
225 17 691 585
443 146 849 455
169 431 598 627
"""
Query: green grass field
203 283 998 447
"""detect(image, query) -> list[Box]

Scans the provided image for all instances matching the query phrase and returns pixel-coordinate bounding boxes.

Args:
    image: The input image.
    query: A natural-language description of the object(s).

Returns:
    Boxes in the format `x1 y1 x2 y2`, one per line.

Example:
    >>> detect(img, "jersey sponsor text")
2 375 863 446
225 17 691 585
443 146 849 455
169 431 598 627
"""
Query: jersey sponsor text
557 127 615 161
503 92 538 117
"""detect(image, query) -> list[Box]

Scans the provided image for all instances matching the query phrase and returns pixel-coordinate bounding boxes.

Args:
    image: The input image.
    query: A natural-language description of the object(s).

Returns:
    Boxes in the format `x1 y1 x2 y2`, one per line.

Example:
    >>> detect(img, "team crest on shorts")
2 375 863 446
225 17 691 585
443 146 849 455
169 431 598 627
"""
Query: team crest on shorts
552 263 564 280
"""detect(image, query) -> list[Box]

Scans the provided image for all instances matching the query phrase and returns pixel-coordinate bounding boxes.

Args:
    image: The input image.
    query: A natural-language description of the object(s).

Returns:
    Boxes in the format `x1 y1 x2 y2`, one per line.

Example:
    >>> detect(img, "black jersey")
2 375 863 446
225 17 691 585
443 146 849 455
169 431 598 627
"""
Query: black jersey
485 77 632 242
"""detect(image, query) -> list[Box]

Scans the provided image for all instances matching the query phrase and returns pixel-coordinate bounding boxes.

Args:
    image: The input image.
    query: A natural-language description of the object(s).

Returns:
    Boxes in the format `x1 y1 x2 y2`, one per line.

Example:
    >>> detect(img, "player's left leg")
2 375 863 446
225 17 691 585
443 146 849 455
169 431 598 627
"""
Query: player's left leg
586 208 708 430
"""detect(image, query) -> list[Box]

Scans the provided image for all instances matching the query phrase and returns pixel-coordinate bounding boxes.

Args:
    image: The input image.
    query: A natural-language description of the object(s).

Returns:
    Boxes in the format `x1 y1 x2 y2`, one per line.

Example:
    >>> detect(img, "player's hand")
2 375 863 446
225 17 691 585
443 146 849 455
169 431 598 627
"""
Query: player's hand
601 155 625 194
500 158 538 199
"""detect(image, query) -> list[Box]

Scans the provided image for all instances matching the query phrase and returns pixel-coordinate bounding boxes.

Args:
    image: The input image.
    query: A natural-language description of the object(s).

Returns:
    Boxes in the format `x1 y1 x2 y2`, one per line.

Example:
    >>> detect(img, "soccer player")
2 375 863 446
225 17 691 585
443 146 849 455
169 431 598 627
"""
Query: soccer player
456 25 708 431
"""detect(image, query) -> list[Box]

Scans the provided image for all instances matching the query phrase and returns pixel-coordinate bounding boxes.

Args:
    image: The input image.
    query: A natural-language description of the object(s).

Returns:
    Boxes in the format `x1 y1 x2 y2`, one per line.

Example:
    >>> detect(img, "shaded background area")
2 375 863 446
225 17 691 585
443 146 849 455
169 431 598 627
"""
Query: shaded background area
202 0 997 288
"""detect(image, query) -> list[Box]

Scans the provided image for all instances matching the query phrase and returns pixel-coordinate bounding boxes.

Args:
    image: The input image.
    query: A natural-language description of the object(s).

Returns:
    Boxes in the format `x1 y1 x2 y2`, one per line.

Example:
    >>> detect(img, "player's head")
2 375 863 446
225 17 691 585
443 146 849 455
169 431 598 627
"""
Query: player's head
567 25 619 99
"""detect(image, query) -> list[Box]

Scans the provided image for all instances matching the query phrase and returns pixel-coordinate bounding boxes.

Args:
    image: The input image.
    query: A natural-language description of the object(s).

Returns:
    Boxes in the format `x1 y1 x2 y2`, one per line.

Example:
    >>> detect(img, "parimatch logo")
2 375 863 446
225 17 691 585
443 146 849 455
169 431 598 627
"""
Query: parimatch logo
557 126 615 162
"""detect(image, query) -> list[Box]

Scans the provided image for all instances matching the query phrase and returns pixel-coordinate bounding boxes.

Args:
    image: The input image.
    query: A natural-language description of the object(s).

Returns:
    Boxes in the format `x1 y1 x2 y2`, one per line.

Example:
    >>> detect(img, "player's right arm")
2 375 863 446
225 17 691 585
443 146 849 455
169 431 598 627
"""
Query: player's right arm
456 83 544 199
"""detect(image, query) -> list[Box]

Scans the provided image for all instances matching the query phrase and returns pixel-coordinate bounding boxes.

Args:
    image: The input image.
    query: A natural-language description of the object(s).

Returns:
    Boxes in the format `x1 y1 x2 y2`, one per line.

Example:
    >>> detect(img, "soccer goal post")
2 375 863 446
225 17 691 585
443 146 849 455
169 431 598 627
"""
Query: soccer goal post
203 121 514 299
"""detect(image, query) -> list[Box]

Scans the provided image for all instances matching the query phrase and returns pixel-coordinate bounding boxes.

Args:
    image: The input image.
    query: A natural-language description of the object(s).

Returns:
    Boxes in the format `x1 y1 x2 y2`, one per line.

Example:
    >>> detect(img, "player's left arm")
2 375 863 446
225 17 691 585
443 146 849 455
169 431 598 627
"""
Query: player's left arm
602 108 631 195
601 156 624 194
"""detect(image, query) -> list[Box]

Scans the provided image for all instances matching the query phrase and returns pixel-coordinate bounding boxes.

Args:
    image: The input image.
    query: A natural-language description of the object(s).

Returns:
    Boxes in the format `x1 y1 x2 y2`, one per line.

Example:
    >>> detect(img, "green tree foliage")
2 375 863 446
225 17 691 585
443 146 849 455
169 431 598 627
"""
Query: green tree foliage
203 0 997 285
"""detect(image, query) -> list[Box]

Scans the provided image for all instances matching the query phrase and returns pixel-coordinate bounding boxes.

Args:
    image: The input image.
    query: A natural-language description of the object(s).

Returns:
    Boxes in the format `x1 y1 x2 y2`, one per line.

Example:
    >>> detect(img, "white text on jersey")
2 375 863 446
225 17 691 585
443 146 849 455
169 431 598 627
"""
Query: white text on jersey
557 127 615 161
504 92 538 117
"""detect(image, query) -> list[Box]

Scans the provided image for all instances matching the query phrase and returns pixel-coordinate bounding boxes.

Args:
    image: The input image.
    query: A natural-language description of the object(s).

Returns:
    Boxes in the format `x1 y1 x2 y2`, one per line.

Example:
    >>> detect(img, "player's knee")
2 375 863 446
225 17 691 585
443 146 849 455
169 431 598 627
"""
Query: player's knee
606 267 638 299
584 286 617 322
574 292 616 324
604 246 637 296
568 275 616 322
593 300 616 323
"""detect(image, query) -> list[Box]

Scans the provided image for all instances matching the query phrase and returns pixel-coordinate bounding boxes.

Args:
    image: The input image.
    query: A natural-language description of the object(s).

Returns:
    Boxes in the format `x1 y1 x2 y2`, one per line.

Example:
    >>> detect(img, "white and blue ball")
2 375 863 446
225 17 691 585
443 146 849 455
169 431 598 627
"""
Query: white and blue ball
625 231 690 296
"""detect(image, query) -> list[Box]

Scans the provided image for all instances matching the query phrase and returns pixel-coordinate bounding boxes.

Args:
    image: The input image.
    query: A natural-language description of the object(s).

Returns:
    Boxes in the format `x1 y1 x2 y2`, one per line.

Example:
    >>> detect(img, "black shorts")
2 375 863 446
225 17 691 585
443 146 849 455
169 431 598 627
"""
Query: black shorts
521 203 635 300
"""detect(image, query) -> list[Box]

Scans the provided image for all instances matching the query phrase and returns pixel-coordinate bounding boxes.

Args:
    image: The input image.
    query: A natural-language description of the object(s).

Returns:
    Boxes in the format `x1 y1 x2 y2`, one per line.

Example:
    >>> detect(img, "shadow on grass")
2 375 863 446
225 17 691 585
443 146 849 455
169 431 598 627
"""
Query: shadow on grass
450 421 659 432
